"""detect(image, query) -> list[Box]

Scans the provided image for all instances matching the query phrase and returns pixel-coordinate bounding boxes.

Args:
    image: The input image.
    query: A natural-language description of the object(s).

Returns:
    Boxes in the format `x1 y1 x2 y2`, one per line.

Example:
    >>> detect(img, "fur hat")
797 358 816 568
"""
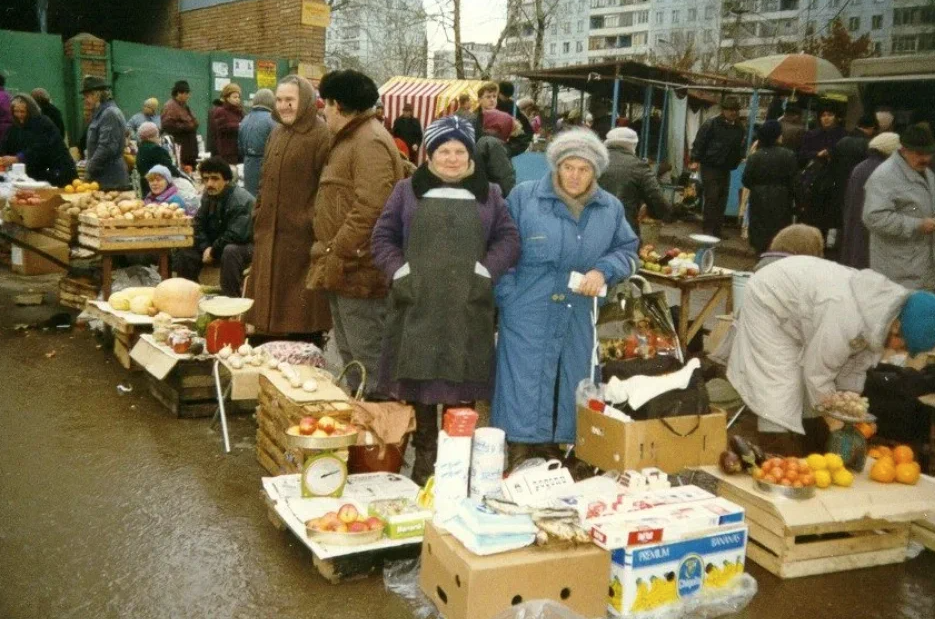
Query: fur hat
868 132 901 156
424 115 476 158
547 128 610 175
143 97 159 113
172 80 191 96
605 127 639 152
138 121 160 141
220 82 241 101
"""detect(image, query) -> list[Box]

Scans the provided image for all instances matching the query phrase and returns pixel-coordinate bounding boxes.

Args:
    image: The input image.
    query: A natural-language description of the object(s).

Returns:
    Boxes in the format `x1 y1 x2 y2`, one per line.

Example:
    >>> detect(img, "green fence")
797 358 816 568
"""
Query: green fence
0 30 69 136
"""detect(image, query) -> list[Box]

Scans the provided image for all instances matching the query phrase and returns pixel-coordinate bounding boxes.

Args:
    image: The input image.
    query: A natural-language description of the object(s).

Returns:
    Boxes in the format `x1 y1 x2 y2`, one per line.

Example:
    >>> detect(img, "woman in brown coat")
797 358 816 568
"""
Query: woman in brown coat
245 75 332 339
209 83 244 165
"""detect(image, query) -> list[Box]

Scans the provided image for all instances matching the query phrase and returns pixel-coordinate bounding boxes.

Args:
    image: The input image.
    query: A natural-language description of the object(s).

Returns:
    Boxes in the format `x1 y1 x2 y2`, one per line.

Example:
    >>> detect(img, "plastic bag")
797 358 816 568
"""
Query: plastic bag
383 558 440 619
597 276 680 363
490 600 589 619
109 265 163 295
622 573 758 619
255 341 326 367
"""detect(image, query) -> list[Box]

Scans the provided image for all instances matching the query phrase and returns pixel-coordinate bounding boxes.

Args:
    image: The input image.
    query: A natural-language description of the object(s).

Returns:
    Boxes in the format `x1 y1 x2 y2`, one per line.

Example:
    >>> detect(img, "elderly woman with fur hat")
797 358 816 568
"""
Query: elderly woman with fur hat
372 115 520 484
0 93 76 187
491 128 639 465
209 83 244 165
742 120 798 254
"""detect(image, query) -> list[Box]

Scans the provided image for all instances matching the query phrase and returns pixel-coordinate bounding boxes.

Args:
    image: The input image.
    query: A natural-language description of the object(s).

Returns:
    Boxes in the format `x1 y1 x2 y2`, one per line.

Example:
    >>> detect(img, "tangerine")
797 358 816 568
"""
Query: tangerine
870 459 897 483
895 462 921 485
893 445 915 465
814 470 832 489
800 473 815 487
824 453 845 472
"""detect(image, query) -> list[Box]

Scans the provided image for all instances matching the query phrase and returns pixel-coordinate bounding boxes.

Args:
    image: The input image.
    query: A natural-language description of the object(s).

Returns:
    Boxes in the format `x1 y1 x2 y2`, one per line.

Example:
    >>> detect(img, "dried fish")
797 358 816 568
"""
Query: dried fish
483 496 531 515
533 517 591 544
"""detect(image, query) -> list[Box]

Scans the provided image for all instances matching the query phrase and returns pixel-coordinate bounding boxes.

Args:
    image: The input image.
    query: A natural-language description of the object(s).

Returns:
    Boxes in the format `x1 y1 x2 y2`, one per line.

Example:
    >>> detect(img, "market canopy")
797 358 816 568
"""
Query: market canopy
733 54 856 99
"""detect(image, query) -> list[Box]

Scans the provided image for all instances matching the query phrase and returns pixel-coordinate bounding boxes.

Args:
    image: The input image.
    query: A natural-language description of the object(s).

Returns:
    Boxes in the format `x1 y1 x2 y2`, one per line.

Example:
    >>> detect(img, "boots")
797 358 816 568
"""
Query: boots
411 403 438 486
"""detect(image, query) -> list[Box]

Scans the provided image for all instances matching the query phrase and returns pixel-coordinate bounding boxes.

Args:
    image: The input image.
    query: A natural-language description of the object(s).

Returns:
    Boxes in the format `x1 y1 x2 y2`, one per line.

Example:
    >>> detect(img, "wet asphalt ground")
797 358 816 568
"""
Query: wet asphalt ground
1 267 934 619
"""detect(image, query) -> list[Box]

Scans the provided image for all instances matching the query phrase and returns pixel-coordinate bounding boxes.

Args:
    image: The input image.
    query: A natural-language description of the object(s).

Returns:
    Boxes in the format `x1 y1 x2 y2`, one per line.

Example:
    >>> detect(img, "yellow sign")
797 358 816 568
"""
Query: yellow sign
257 60 277 89
301 1 331 28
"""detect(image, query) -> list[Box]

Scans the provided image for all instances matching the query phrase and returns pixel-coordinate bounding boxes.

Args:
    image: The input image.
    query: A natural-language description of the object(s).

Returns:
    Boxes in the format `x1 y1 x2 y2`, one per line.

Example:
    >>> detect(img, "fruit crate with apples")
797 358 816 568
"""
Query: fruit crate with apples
699 466 935 579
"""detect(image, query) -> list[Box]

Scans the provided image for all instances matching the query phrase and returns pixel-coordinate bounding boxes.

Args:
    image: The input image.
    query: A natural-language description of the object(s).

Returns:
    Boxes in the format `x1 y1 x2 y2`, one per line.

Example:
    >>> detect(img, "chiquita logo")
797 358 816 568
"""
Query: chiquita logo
676 555 704 598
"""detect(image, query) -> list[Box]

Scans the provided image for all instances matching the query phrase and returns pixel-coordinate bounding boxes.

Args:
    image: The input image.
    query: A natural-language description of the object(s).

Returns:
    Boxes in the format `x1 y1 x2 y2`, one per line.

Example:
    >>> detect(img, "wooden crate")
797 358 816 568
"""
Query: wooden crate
145 357 227 418
717 481 910 579
83 300 149 370
912 518 935 552
255 374 352 476
58 276 98 311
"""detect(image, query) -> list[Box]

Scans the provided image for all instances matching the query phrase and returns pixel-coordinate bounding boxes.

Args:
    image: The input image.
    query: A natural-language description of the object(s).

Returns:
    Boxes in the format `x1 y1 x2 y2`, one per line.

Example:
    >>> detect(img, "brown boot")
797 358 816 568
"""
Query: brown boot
411 403 438 486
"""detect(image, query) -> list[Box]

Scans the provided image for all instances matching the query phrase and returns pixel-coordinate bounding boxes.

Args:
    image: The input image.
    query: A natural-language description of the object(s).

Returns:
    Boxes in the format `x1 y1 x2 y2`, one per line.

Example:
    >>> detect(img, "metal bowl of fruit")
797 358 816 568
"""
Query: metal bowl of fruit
752 456 818 500
285 416 358 450
753 478 816 500
305 504 385 545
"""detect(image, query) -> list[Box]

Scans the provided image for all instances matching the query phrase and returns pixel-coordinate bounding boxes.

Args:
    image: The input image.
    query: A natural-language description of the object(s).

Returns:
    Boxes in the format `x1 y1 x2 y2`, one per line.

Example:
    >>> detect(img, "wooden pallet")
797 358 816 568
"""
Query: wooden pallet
717 482 910 579
912 519 935 552
79 213 192 227
145 357 227 418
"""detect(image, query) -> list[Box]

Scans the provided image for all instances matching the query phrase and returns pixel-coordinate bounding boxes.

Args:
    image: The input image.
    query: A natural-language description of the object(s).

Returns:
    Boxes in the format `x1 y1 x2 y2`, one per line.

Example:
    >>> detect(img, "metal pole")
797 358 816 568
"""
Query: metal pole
551 83 559 132
745 88 760 151
579 90 586 118
611 77 621 128
656 88 670 172
640 85 653 159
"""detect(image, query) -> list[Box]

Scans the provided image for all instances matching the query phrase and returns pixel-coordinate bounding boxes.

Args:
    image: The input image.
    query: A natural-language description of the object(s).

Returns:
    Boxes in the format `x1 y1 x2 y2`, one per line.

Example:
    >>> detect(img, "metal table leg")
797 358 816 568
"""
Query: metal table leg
213 359 232 453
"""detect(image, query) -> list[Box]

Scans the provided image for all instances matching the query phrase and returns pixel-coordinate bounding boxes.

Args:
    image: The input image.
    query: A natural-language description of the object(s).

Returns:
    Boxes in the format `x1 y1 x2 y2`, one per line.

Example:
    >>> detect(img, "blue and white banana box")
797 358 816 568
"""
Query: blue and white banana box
608 524 748 616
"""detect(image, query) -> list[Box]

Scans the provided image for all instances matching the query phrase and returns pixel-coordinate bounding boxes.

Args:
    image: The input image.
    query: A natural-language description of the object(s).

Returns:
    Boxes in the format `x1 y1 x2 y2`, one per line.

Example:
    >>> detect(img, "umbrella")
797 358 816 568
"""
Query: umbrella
733 54 856 98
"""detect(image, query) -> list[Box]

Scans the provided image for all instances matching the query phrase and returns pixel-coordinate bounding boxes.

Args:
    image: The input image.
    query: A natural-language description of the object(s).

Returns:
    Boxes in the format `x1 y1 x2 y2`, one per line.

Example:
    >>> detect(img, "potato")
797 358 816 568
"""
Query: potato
67 206 81 216
124 213 135 220
143 211 154 219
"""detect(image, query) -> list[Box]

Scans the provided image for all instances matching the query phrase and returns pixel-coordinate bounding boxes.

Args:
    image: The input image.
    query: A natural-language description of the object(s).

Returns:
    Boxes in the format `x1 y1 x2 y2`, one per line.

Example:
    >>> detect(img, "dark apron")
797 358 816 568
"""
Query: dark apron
387 194 493 383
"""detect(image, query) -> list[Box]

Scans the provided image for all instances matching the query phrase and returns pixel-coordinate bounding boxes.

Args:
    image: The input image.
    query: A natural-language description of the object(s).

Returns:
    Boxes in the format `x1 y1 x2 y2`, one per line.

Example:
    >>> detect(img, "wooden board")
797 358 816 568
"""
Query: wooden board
144 358 229 419
78 233 193 251
79 224 193 238
912 521 935 551
79 213 192 227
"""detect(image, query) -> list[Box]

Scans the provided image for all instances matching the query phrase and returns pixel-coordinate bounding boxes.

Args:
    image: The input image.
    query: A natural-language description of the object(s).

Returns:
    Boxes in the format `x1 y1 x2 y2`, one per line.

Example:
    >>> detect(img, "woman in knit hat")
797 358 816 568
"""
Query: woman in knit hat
728 255 935 456
209 82 244 165
742 119 798 254
490 128 639 466
135 121 181 197
372 115 521 485
840 132 901 270
127 97 160 140
142 164 186 210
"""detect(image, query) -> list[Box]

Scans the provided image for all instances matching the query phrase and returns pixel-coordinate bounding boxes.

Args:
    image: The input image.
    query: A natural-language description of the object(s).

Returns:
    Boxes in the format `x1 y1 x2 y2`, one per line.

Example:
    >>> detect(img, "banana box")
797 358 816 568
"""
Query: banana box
607 525 748 617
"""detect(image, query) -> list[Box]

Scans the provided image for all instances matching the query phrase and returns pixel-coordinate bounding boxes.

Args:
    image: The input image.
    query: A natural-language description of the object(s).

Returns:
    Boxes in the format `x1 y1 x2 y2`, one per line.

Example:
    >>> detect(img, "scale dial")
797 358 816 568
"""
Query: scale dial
301 452 348 498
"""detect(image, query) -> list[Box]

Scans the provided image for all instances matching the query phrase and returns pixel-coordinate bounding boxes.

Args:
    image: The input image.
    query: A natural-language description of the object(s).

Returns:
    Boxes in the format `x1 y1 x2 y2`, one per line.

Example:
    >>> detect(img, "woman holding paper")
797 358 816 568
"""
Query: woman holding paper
491 128 639 466
372 115 520 486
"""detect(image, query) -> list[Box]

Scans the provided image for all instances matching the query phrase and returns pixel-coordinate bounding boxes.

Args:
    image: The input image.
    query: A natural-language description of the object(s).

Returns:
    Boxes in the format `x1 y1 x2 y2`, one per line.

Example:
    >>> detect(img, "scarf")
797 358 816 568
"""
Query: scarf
552 173 596 220
412 160 490 202
145 183 179 205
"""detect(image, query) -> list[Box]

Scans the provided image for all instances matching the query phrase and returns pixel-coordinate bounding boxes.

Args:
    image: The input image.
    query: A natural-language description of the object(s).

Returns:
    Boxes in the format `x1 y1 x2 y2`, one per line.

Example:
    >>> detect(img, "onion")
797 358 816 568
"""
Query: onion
289 376 302 389
238 343 252 356
218 345 233 360
229 357 244 370
302 379 319 393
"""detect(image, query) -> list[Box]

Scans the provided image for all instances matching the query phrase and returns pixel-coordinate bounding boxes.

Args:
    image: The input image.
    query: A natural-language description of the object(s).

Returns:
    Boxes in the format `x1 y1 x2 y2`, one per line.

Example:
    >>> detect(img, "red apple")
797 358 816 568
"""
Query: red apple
338 503 359 524
298 416 317 435
348 521 368 533
365 516 384 531
333 523 348 533
319 512 340 530
317 416 336 434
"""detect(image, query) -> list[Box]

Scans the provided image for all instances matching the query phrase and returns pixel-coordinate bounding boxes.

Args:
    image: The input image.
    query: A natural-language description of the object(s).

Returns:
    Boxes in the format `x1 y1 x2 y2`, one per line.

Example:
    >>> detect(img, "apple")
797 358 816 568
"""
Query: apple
365 516 384 531
661 266 672 275
319 512 340 530
338 503 359 524
298 416 317 436
333 523 348 533
348 521 368 533
307 517 322 530
310 429 329 438
317 416 336 434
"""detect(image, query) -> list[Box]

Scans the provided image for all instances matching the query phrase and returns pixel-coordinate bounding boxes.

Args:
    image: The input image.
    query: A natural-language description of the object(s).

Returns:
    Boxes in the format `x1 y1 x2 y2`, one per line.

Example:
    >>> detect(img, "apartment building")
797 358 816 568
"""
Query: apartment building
433 43 496 79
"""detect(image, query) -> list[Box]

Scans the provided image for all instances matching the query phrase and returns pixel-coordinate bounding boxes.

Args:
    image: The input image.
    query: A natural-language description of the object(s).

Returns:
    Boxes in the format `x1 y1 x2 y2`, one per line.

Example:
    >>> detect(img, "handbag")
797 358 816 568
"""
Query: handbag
596 275 681 364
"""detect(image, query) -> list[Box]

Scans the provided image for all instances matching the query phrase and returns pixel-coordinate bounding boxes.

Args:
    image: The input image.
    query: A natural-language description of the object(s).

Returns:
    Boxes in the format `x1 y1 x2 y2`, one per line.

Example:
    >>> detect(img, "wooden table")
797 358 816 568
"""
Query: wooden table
99 249 170 299
638 267 734 353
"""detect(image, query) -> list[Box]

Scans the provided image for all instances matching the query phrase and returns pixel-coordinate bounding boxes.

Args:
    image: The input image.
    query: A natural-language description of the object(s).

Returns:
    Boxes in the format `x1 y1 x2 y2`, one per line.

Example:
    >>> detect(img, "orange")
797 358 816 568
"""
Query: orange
867 447 883 459
893 445 915 465
877 446 893 459
870 459 897 483
856 422 877 439
876 455 896 469
895 462 921 485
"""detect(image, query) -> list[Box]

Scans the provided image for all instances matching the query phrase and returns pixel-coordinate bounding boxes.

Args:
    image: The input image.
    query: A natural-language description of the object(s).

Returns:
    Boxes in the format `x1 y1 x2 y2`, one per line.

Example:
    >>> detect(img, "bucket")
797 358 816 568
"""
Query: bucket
732 272 753 311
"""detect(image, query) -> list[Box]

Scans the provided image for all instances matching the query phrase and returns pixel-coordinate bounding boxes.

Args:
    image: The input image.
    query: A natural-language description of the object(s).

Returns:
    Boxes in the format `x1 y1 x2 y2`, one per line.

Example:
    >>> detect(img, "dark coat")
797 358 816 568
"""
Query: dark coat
690 114 746 170
798 125 846 167
136 140 181 196
742 145 798 254
841 150 886 270
392 116 423 160
161 98 199 167
496 99 533 157
194 184 254 259
1 114 75 188
244 77 332 335
780 118 805 157
0 89 11 145
238 107 276 197
209 102 244 165
599 145 671 233
38 101 65 137
372 177 520 403
86 100 129 189
476 135 516 197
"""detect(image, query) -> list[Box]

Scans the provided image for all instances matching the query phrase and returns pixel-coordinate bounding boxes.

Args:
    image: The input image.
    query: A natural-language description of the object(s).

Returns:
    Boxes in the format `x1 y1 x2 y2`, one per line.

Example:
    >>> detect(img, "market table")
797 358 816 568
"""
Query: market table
637 267 734 353
99 249 171 299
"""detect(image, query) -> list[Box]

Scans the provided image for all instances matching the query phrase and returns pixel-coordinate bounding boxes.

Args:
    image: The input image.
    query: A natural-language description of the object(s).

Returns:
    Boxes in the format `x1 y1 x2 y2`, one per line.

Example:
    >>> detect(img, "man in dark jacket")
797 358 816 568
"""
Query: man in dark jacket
30 88 65 138
829 113 877 246
496 80 532 157
599 127 671 235
392 102 423 161
174 156 253 297
162 80 199 168
690 96 746 237
82 76 130 189
779 103 805 158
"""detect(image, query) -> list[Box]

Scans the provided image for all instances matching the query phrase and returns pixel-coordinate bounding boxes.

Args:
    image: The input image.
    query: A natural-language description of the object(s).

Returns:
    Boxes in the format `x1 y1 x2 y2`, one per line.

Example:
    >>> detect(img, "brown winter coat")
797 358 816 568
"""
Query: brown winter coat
307 111 405 299
209 102 244 165
161 97 199 167
245 76 332 335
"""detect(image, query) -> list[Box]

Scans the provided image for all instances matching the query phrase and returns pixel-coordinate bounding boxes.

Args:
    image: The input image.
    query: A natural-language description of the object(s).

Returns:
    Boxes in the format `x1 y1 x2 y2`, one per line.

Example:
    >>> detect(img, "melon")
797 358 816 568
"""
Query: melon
153 278 203 318
108 287 155 311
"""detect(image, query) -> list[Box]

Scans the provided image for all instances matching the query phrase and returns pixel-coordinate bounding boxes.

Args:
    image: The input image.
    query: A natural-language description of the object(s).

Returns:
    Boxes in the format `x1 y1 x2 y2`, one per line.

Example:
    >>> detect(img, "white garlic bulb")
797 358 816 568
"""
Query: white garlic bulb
289 376 302 389
266 357 280 370
249 355 263 367
218 344 233 359
302 379 319 393
229 356 244 370
238 342 253 356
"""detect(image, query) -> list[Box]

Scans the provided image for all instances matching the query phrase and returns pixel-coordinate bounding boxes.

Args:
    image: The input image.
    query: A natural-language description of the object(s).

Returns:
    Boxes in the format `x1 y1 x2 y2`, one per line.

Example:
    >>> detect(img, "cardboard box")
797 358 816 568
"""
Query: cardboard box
420 523 610 619
10 232 69 275
576 407 726 473
608 525 748 616
550 485 714 523
7 188 64 229
591 498 745 550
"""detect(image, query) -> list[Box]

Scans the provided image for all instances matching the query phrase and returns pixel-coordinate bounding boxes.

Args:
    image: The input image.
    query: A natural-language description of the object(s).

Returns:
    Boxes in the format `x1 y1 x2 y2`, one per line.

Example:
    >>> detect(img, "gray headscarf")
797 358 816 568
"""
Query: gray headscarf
10 93 42 123
251 88 275 111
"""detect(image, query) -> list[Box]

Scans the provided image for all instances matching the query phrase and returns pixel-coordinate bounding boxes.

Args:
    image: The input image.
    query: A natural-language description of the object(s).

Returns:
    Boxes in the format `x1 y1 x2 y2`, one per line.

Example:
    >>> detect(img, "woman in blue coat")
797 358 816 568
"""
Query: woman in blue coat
492 128 639 463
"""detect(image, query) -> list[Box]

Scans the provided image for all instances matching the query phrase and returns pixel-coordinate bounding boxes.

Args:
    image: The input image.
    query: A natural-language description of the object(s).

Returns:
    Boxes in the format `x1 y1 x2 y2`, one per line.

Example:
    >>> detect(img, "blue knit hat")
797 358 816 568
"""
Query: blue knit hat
424 115 475 158
899 291 935 355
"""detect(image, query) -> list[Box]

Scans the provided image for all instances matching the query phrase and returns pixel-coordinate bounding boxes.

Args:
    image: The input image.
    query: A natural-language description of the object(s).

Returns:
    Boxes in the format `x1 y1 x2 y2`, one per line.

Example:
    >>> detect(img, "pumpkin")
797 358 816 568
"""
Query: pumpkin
153 278 203 318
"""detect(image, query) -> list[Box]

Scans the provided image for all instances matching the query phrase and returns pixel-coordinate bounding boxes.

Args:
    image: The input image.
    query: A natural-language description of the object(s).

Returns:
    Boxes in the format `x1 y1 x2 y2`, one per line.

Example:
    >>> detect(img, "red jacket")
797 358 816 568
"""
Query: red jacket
210 103 244 164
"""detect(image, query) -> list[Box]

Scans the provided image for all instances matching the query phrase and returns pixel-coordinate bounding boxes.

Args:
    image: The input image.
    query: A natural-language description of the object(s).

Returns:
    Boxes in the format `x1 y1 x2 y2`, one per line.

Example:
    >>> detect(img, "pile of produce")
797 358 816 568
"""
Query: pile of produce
217 341 270 370
868 444 921 485
306 504 384 535
11 189 46 205
718 437 852 489
638 245 700 277
108 287 157 316
62 179 99 194
58 189 136 217
291 415 355 439
107 278 202 318
82 198 188 222
816 391 872 423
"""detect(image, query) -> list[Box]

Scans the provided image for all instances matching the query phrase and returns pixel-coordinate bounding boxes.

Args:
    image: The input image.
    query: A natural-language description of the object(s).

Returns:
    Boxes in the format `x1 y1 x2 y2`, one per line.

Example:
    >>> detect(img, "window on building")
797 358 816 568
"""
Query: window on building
849 16 860 31
577 41 584 52
892 35 917 53
763 0 778 11
634 32 648 46
656 11 664 24
621 13 634 27
705 6 715 19
655 34 664 45
872 14 883 29
873 41 882 54
672 9 680 24
638 10 649 24
563 41 571 54
619 34 633 47
550 43 557 54
704 30 714 43
687 31 695 44
808 0 818 8
551 24 558 35
921 32 935 51
578 20 584 33
590 16 605 28
563 22 571 35
688 8 697 21
780 0 798 9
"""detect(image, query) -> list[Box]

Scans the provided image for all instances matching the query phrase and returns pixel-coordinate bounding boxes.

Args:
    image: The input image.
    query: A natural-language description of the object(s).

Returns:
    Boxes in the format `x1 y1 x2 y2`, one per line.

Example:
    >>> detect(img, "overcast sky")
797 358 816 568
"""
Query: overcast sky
424 0 508 50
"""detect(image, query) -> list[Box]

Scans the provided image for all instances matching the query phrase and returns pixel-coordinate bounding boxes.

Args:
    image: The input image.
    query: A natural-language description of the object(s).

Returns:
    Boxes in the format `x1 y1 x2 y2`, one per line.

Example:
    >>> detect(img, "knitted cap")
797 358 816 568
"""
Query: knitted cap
482 109 514 142
424 115 476 158
145 164 174 185
899 291 935 356
547 128 610 175
221 82 242 100
605 127 639 146
138 121 160 141
868 132 900 156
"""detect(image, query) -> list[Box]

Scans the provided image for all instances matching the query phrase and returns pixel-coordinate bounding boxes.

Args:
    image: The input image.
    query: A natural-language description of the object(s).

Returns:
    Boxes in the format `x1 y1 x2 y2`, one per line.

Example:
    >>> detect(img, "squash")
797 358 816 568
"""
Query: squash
130 295 154 316
153 278 203 318
108 287 155 311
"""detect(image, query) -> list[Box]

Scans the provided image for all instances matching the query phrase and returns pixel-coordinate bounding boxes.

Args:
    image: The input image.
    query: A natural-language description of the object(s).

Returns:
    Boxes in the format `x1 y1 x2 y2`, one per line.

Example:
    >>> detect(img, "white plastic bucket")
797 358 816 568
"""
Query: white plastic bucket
732 272 754 311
